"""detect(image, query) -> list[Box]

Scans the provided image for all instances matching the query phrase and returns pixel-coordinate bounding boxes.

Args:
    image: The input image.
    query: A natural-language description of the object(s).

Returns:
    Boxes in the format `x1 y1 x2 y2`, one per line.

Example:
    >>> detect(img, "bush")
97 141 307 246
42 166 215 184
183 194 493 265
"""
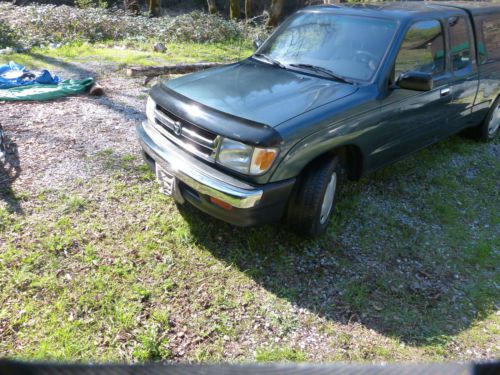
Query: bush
0 20 18 49
75 0 109 9
0 4 263 48
160 11 243 43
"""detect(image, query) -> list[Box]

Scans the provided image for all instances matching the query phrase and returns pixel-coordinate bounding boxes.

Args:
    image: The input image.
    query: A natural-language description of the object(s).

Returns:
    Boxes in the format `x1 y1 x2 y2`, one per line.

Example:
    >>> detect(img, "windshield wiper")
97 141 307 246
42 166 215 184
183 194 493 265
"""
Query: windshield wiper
252 53 286 69
289 63 353 84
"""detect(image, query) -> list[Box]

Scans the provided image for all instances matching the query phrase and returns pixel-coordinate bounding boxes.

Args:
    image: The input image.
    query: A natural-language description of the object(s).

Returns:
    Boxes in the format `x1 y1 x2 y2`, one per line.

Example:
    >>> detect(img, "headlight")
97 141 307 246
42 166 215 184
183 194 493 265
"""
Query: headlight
146 96 156 123
217 138 253 174
217 138 278 175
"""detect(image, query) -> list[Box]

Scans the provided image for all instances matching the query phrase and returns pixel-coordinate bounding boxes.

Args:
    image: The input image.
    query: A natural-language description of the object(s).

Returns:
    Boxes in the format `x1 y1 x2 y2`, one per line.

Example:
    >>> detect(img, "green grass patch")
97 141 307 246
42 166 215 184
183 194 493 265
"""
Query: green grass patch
255 346 308 362
1 132 498 363
2 41 254 71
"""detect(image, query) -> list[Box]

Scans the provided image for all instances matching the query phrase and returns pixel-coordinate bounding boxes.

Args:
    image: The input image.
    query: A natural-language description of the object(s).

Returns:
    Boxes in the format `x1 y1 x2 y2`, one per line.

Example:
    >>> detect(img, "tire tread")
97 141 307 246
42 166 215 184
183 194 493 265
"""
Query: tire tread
286 156 341 237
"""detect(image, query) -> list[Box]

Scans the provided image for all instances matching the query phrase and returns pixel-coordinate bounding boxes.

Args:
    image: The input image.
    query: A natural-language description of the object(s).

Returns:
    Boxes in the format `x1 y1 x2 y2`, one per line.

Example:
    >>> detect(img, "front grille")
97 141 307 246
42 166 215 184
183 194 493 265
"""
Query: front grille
154 105 220 160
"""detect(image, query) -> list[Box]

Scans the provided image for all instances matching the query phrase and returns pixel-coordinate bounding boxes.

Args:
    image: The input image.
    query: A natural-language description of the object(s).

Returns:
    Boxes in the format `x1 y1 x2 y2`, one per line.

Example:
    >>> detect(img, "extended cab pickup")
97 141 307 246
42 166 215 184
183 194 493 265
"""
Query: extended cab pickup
137 1 500 237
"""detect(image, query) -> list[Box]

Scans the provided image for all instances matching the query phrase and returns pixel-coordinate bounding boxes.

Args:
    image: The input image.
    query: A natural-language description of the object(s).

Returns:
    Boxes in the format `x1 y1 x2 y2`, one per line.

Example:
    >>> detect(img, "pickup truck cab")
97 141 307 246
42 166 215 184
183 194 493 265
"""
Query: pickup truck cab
137 1 499 237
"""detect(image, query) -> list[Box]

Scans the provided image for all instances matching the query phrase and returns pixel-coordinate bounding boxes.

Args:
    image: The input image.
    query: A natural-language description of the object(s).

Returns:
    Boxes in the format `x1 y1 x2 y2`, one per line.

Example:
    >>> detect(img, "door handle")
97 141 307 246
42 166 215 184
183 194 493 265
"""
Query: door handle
440 88 451 97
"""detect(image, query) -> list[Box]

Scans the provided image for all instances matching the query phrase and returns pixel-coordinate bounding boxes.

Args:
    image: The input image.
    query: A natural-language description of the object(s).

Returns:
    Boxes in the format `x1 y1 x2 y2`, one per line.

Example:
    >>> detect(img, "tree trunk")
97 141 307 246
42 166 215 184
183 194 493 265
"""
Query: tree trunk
127 63 226 77
267 0 285 27
123 0 140 14
149 0 161 17
207 0 217 14
245 0 253 19
230 0 240 20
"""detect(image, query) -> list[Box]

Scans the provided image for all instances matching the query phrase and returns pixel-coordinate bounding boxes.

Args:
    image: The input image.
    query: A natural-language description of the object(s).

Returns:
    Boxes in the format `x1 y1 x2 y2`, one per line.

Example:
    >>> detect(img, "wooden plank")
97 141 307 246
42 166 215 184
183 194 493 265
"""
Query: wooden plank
126 63 226 77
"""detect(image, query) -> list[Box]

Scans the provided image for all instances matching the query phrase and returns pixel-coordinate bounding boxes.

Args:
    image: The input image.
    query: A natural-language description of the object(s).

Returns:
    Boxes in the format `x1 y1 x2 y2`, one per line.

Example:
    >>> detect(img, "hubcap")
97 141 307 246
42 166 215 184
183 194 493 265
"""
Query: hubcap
320 172 337 225
488 104 500 136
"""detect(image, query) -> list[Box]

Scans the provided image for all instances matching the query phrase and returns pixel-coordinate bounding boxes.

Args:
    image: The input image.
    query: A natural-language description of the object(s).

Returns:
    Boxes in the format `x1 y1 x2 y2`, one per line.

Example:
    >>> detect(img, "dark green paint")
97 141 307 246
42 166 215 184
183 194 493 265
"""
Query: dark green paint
150 2 500 186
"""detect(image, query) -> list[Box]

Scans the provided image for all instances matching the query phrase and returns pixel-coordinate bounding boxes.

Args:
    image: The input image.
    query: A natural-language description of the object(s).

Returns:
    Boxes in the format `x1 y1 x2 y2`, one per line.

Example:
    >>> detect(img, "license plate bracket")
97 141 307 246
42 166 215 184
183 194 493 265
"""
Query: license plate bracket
156 164 176 196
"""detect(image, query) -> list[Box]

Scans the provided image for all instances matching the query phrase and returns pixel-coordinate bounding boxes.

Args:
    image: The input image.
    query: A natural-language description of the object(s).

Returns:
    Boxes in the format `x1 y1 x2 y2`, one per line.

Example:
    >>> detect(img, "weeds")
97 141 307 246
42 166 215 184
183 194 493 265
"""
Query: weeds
0 4 264 49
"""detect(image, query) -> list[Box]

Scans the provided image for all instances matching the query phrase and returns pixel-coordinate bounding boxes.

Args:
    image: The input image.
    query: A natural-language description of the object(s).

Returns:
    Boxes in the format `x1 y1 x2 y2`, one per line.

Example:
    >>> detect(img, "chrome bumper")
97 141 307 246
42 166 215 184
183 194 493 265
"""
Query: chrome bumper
136 121 263 209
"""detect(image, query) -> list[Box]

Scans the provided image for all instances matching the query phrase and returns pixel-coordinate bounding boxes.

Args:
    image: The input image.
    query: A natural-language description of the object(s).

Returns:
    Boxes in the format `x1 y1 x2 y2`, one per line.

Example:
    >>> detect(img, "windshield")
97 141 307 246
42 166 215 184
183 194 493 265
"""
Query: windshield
257 12 398 82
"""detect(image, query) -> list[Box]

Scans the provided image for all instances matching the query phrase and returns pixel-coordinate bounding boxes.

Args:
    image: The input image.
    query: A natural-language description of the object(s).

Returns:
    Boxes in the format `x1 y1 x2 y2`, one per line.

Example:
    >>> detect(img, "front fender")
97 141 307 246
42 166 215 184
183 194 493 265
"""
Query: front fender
270 86 381 182
271 124 367 181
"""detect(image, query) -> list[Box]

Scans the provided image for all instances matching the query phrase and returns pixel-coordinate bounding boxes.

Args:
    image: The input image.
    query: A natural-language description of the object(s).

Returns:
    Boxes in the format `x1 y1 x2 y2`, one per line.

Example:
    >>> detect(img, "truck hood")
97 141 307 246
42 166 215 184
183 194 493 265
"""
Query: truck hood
164 59 358 127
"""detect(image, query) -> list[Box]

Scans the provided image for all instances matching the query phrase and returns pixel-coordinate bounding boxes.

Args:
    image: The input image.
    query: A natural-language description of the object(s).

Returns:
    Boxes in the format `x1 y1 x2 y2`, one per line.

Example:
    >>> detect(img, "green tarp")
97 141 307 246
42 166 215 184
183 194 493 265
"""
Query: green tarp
0 78 94 101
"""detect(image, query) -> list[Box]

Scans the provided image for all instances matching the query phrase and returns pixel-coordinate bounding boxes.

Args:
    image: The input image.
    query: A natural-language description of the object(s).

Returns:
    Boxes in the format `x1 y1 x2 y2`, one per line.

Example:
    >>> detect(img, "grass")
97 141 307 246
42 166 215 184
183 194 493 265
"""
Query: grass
4 41 254 71
1 136 498 363
0 43 499 363
255 347 308 362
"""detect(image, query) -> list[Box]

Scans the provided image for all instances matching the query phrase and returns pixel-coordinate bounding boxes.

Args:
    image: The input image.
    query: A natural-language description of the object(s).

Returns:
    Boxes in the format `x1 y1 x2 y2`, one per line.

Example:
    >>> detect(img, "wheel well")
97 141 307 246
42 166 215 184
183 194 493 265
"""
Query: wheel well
302 145 364 181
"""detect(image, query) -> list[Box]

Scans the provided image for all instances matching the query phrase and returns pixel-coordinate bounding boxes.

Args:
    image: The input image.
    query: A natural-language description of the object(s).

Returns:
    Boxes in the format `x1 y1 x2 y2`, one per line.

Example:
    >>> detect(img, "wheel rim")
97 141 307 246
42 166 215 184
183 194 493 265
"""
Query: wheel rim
488 104 500 136
320 172 337 225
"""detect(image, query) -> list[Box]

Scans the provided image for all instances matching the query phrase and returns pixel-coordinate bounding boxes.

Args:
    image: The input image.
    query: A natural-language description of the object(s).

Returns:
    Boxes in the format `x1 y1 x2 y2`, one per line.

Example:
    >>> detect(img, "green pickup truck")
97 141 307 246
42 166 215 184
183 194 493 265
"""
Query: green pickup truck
137 1 499 237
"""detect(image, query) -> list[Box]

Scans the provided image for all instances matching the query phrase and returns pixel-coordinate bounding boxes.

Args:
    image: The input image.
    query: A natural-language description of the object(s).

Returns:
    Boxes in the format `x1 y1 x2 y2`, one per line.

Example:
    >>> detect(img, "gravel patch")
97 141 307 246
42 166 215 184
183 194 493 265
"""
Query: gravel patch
1 72 147 192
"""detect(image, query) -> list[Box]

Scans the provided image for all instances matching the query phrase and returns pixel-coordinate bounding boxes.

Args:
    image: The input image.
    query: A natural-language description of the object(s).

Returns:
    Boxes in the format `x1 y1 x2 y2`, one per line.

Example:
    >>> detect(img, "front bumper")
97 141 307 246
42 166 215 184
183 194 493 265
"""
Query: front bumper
137 121 295 226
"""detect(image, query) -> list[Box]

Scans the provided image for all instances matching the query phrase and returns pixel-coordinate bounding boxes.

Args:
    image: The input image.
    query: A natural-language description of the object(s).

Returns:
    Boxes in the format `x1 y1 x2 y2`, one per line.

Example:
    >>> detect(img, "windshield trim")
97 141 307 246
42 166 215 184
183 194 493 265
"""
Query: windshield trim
256 11 401 84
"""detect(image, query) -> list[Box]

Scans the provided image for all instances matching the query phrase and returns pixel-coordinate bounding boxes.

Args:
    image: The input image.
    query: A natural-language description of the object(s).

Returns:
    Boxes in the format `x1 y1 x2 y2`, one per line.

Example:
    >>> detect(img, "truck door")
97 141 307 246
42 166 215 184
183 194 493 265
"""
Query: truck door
446 13 479 135
372 19 453 169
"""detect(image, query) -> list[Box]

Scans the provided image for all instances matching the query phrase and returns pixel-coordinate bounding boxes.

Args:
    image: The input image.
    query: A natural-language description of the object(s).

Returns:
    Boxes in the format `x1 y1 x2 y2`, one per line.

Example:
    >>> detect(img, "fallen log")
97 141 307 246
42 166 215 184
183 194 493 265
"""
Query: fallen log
88 83 104 96
127 62 227 78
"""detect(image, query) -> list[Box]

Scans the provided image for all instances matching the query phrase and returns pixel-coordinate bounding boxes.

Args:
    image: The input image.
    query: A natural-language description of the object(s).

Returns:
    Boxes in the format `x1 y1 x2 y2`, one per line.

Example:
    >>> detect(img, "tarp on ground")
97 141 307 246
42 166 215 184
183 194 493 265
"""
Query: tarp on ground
0 78 94 101
0 61 61 89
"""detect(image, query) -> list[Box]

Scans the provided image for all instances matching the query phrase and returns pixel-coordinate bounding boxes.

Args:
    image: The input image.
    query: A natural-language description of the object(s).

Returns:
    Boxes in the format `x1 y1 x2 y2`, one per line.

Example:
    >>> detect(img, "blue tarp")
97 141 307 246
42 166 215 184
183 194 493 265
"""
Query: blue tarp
0 61 60 89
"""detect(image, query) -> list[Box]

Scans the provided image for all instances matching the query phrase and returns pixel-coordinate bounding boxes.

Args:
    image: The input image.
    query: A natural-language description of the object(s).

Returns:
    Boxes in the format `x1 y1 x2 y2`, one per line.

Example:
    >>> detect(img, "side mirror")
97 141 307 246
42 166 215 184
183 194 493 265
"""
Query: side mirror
397 71 433 91
253 39 263 50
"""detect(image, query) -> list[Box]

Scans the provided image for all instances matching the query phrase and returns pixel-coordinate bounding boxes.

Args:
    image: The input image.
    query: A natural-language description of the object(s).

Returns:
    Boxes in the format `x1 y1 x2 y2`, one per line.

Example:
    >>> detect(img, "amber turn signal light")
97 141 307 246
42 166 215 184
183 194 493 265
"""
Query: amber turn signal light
209 196 234 211
250 148 278 175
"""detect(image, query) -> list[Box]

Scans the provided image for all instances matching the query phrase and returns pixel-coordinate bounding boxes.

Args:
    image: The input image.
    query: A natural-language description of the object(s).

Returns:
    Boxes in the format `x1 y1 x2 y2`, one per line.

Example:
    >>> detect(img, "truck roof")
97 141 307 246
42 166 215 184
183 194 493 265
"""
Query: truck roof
306 1 500 20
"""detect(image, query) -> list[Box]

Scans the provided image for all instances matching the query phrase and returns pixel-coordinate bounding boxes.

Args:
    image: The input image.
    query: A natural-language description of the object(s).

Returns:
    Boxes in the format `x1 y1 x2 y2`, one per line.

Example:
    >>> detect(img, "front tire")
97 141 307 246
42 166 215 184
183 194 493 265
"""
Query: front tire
286 156 342 237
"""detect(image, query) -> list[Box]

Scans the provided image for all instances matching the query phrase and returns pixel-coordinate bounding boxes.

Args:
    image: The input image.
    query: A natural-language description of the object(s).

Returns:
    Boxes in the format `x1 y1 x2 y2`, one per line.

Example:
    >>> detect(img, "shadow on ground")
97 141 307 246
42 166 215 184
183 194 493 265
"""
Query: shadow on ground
26 52 112 79
176 137 498 346
25 53 146 122
0 124 22 214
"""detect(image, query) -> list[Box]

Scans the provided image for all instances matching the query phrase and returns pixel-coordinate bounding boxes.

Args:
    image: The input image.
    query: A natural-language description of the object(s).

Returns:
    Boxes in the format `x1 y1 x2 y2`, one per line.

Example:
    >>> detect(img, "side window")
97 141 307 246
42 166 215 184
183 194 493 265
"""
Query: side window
482 15 500 63
395 20 445 79
448 16 472 71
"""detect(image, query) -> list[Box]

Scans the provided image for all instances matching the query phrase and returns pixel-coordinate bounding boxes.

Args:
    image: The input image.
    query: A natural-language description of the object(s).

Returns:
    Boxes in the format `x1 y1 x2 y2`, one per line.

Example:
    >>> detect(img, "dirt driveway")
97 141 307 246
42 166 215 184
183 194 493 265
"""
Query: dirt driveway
1 63 148 195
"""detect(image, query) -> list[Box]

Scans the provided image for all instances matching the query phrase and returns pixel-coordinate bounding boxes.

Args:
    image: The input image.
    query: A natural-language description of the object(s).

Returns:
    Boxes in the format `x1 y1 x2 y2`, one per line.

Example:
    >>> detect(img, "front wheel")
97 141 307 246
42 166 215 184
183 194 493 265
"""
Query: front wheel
286 156 343 237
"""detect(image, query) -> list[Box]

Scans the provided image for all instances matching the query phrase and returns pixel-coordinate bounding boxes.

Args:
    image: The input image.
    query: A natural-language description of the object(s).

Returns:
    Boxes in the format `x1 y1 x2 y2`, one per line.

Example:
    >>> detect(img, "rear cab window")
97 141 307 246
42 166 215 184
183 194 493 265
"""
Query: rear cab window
475 14 500 64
